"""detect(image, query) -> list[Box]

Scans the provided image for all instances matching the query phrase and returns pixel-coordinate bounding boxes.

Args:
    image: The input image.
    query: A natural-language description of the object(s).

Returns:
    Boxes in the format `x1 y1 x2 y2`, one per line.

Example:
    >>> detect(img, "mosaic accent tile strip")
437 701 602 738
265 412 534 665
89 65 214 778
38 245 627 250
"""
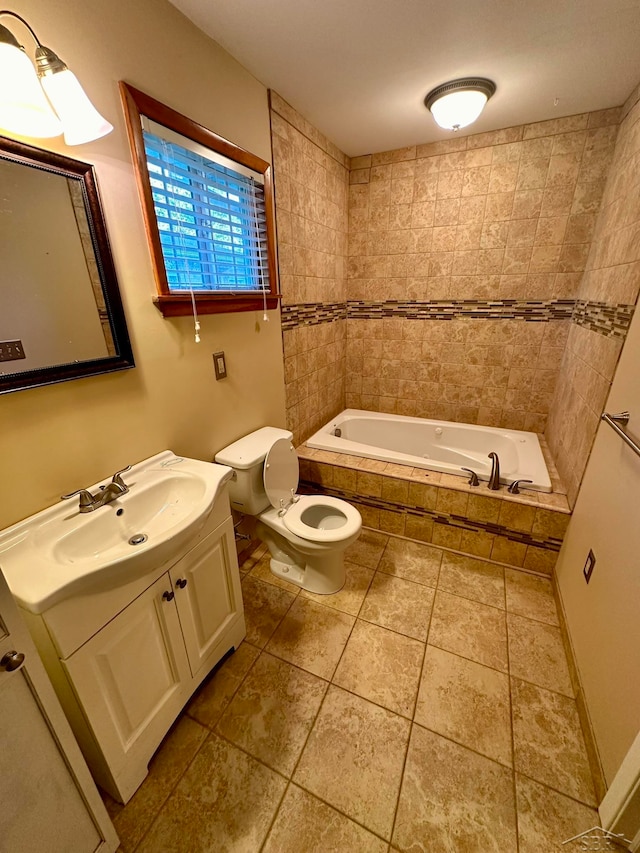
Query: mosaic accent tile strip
299 481 563 553
281 302 347 330
281 299 635 340
572 300 635 338
346 299 576 323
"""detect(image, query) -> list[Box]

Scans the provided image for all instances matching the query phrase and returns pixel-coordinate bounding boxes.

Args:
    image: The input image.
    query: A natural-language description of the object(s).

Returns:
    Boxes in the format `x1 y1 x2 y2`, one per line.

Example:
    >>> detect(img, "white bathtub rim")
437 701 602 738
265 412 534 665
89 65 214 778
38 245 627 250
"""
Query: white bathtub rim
306 409 552 493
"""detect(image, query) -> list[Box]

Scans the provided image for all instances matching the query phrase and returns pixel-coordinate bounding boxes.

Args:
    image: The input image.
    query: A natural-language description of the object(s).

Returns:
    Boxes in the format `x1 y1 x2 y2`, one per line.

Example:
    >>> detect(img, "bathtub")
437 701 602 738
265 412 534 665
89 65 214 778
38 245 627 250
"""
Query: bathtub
306 409 552 492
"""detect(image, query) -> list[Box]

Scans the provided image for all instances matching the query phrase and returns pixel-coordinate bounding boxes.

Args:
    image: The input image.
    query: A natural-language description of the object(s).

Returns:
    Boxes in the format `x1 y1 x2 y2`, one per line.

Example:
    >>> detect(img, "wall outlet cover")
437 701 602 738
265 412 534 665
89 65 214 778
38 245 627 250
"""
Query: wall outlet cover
0 340 26 362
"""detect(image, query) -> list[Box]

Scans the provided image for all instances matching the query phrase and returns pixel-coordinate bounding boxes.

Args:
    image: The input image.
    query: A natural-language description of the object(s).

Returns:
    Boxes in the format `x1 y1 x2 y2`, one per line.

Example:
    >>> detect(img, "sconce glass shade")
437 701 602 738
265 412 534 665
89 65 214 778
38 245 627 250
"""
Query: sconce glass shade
40 66 113 146
425 78 496 131
0 28 62 137
0 14 113 145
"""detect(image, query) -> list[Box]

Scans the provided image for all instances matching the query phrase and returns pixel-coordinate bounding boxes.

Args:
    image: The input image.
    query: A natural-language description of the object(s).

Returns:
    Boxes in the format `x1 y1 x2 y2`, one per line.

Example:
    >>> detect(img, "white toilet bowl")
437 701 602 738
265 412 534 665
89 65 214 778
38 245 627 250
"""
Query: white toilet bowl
215 428 362 594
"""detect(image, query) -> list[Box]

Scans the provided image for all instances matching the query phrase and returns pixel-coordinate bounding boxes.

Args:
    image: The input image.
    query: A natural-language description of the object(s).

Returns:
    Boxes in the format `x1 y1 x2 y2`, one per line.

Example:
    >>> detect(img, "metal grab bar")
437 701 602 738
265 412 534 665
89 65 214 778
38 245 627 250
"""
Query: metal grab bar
601 411 640 459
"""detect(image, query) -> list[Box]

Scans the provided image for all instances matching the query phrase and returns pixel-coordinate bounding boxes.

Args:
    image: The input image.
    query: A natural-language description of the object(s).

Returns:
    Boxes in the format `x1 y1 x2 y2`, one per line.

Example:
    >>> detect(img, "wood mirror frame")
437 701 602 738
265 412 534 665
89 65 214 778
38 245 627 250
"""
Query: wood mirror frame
0 135 134 395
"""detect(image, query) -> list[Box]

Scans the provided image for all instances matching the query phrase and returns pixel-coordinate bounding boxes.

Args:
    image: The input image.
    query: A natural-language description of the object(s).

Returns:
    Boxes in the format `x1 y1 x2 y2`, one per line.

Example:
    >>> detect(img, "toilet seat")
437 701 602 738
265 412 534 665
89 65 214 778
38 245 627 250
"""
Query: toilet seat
282 495 362 544
263 438 360 544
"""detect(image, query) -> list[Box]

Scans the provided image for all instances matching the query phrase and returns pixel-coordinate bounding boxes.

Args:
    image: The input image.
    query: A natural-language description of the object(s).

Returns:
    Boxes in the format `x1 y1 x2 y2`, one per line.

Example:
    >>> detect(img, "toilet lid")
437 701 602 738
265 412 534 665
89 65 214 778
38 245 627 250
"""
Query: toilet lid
263 437 299 510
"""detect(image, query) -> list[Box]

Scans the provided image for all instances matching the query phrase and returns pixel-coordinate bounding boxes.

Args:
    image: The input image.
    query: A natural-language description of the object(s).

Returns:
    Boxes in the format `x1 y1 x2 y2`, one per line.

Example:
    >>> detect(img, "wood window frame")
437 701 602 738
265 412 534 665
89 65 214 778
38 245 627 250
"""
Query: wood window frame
120 82 280 317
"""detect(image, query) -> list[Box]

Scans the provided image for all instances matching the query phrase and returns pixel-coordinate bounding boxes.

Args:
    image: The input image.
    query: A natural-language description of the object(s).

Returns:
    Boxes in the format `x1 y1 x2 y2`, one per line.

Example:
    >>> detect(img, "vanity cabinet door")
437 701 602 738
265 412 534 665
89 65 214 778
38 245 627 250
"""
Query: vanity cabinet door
171 517 243 679
63 573 191 785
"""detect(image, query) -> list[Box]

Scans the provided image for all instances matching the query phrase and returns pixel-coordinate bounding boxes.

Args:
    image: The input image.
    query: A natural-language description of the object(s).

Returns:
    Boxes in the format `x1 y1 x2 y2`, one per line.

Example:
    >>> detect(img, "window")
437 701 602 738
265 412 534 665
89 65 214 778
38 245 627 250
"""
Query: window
120 83 279 317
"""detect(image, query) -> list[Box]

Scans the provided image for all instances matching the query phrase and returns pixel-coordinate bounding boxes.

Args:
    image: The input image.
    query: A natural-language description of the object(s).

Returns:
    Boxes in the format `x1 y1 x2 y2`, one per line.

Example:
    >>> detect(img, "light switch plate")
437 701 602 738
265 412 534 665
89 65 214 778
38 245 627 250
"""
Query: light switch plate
213 351 227 380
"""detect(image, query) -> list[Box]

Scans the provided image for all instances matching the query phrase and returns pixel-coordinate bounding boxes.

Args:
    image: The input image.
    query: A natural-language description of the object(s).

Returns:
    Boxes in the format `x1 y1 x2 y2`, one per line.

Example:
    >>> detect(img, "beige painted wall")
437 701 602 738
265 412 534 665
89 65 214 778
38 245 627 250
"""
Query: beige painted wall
0 0 286 530
555 287 640 786
555 80 640 788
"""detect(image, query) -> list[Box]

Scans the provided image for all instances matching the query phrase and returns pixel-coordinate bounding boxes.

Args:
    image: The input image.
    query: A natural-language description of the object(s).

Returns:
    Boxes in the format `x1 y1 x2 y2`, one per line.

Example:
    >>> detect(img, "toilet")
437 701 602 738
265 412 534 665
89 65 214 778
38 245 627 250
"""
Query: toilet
215 427 362 594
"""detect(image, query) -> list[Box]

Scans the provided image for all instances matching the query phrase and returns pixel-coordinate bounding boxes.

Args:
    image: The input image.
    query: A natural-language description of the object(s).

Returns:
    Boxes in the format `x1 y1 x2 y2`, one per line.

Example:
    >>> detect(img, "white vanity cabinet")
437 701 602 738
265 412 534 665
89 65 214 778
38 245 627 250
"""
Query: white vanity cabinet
21 500 245 805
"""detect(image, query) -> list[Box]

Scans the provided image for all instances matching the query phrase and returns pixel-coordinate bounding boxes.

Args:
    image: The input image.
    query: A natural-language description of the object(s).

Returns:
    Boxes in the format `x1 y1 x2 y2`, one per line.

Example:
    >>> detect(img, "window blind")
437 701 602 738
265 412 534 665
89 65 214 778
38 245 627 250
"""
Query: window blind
143 130 269 293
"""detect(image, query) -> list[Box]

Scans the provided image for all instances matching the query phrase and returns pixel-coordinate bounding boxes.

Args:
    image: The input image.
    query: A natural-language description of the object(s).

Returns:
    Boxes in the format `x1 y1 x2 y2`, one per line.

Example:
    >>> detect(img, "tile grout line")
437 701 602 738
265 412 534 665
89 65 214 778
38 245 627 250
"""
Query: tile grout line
513 766 601 812
388 547 443 847
129 636 267 851
277 536 419 846
410 718 515 773
241 573 299 649
129 721 218 853
258 564 372 851
505 594 522 853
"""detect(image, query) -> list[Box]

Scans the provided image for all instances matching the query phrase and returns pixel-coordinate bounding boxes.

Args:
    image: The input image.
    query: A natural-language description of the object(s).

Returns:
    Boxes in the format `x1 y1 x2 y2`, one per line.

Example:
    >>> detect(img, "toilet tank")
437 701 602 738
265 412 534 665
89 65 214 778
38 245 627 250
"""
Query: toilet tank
215 427 294 515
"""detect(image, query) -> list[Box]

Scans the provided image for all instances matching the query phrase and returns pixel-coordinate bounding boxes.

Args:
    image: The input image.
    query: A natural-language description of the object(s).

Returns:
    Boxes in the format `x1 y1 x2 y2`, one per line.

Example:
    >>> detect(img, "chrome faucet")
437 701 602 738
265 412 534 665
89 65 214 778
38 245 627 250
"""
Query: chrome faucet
62 466 131 512
487 453 501 490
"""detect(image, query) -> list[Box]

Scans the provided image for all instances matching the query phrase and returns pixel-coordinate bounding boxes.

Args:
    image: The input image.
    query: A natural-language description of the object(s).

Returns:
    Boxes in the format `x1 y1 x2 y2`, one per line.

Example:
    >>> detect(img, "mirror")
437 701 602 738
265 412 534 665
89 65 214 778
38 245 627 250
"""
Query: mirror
0 134 134 394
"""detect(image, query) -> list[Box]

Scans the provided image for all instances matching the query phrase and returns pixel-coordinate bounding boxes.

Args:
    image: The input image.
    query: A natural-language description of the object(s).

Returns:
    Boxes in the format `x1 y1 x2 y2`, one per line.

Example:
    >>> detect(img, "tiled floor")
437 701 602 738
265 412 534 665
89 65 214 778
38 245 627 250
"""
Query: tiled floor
105 531 600 852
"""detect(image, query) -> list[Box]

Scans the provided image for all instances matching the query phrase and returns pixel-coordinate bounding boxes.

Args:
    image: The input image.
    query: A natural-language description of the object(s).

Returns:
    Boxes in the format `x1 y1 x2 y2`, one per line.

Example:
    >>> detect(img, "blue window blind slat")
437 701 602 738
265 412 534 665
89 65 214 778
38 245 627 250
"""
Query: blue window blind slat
143 131 269 293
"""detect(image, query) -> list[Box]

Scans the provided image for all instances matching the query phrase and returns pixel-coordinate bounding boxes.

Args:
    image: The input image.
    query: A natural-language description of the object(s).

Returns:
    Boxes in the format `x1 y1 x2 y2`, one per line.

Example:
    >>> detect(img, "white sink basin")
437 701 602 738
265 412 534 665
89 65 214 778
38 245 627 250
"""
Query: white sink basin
0 452 233 614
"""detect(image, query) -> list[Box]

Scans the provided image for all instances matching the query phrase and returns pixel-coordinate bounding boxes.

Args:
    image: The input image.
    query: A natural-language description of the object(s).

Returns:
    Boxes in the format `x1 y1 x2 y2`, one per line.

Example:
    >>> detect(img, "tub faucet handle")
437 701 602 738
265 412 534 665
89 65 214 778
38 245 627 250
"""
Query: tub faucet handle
507 479 533 495
488 452 501 490
461 468 479 486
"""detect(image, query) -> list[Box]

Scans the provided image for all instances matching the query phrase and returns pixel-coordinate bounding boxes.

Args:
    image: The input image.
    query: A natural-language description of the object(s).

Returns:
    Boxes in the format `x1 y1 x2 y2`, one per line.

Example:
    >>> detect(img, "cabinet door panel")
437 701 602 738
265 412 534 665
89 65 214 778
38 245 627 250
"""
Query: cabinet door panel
173 518 240 677
63 575 190 773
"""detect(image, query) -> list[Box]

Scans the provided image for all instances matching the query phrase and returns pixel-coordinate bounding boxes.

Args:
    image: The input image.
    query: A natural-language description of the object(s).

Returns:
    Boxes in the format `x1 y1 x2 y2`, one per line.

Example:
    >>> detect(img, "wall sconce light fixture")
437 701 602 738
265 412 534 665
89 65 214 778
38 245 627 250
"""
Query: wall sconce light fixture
0 10 113 145
425 77 496 132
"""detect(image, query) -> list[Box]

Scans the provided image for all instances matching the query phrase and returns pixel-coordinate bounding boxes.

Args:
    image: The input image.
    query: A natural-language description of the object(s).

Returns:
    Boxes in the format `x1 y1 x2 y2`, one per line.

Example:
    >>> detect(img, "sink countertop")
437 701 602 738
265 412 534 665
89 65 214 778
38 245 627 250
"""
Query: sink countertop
0 451 232 614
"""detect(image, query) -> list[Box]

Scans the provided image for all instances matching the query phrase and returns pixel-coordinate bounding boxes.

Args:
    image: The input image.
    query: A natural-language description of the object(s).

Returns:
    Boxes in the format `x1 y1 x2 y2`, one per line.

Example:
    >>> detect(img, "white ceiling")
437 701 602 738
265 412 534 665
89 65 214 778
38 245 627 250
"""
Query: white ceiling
168 0 640 157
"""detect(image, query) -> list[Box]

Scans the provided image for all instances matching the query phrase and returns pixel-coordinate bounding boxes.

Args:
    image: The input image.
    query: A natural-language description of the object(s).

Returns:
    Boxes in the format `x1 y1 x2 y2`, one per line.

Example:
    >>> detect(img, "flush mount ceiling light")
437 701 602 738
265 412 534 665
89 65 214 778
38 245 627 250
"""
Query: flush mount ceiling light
0 10 113 144
425 77 496 132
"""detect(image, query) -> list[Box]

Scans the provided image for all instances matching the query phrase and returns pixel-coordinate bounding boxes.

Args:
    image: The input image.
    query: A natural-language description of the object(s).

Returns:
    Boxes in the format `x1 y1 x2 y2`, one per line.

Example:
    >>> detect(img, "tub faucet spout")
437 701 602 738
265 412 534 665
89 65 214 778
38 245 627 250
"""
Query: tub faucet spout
488 452 501 490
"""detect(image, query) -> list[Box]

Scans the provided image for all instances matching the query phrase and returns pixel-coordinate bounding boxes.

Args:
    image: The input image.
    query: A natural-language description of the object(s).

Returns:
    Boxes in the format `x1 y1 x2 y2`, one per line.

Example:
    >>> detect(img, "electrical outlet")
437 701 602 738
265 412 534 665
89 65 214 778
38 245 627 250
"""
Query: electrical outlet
583 549 596 584
0 340 25 362
213 351 227 380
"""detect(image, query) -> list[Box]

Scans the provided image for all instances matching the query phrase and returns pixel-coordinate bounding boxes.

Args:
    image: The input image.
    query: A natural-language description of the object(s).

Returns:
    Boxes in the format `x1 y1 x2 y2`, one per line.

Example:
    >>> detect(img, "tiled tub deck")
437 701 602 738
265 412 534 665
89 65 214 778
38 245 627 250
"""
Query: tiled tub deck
297 436 570 576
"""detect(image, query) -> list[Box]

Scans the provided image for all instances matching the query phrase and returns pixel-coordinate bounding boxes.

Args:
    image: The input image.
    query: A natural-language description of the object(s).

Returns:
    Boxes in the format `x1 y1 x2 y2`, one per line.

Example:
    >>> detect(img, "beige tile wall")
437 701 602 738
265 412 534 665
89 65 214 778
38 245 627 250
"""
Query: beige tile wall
282 321 346 444
270 92 349 443
271 90 640 507
546 86 640 504
346 316 567 431
346 110 620 430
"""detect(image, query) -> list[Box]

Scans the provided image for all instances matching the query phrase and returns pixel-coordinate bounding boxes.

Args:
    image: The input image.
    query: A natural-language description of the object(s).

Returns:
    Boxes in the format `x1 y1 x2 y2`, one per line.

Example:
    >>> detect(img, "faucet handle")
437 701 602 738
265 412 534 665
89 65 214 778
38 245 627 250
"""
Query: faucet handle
507 479 533 495
61 489 95 509
461 468 479 486
111 465 132 491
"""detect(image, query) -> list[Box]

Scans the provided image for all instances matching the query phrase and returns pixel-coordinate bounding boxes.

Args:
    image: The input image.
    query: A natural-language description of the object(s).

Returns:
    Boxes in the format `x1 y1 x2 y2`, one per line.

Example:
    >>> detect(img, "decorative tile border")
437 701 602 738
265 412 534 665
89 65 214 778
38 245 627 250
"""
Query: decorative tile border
300 480 563 554
346 299 575 322
281 302 346 330
281 298 635 340
573 300 635 338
